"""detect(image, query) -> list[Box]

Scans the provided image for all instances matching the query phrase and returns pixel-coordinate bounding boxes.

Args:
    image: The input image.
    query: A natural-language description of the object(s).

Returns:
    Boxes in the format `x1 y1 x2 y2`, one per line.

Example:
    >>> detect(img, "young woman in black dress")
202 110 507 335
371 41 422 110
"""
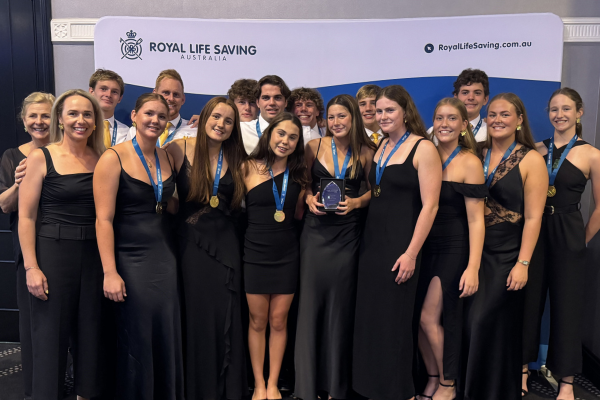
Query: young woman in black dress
0 92 54 400
243 112 308 400
463 93 547 400
416 98 486 400
94 93 183 399
521 88 600 400
352 85 442 400
295 94 376 400
167 97 248 400
19 89 105 400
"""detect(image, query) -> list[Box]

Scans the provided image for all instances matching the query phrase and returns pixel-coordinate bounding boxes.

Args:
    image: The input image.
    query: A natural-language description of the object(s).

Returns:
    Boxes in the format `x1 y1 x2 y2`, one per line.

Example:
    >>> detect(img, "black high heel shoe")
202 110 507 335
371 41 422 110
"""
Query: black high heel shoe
522 370 530 397
438 380 456 400
416 375 439 400
556 379 574 400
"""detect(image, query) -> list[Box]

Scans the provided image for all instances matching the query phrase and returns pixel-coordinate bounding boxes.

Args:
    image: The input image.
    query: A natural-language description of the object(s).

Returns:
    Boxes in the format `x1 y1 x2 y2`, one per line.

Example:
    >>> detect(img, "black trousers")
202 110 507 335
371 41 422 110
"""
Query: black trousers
30 233 103 400
17 256 33 400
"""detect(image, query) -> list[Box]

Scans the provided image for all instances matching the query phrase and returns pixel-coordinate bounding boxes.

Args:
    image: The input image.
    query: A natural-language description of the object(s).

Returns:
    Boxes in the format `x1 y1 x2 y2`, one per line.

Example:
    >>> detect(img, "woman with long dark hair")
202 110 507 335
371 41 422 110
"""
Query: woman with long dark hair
352 85 442 400
167 96 248 400
295 94 376 400
243 112 308 400
463 93 547 400
521 88 600 400
415 98 486 400
19 89 105 400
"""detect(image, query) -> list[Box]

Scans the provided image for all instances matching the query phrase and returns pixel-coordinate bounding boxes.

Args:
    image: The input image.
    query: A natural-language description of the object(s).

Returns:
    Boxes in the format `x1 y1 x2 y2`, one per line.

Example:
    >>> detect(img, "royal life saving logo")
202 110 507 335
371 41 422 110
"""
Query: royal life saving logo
118 30 257 62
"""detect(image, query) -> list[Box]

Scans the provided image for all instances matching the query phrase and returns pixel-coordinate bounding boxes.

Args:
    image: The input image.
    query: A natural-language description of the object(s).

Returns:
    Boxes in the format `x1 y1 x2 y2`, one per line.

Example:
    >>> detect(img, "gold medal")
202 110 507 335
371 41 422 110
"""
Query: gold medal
156 202 163 214
210 195 219 208
373 185 381 197
547 185 557 197
274 210 285 222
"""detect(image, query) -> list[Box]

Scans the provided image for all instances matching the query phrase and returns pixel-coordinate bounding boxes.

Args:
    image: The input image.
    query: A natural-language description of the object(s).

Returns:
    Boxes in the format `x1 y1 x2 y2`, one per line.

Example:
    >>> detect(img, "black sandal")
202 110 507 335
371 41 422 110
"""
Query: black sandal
557 379 574 400
522 370 530 397
416 375 439 400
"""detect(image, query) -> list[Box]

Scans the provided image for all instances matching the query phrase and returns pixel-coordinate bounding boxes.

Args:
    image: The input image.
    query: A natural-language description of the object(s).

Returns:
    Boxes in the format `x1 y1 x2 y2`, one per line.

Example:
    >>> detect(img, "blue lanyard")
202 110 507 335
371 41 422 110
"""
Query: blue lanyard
111 121 118 147
442 146 462 171
256 119 262 138
547 134 577 185
483 141 517 187
212 147 223 196
471 118 483 137
157 118 183 147
133 137 162 204
375 131 411 185
268 167 289 211
331 138 352 179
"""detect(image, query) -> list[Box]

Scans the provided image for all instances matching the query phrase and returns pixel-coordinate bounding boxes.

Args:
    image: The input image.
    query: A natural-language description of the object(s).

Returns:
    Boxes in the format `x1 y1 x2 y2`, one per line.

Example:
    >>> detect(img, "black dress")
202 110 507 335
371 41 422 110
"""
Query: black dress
110 149 184 400
522 139 588 376
244 170 302 294
416 180 487 380
353 139 425 400
464 147 530 400
295 140 364 400
176 149 247 400
31 147 103 400
0 147 34 398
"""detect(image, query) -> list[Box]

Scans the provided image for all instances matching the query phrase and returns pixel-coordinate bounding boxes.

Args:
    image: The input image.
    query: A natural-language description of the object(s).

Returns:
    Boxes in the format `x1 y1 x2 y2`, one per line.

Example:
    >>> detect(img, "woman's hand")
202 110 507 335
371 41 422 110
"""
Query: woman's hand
392 253 416 284
26 267 48 301
335 196 358 215
104 271 127 302
306 192 326 215
459 266 479 298
507 263 528 291
14 159 27 186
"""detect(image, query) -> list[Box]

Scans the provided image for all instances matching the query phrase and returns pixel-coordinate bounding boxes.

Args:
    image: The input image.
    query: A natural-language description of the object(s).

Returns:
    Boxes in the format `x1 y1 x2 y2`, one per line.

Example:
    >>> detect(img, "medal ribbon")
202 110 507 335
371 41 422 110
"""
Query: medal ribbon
547 134 578 186
375 131 411 186
156 118 183 147
111 122 118 147
256 119 262 139
331 138 352 179
269 167 289 212
442 146 462 171
483 141 517 187
212 147 224 197
471 118 483 137
133 137 163 205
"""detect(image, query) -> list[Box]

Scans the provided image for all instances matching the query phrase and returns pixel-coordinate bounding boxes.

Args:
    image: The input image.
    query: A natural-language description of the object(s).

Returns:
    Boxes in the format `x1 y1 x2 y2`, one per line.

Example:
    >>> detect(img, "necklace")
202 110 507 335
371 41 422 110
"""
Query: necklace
145 158 153 168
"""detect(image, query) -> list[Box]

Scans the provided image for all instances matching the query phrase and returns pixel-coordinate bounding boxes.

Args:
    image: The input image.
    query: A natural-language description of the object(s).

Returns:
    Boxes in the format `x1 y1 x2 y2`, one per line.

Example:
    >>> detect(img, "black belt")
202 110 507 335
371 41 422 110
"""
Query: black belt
38 224 96 240
544 203 580 215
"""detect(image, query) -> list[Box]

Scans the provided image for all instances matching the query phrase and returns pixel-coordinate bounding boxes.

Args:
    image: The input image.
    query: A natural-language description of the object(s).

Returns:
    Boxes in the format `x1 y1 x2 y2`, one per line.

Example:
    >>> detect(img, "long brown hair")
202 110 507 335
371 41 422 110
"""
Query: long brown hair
325 95 377 179
187 97 246 209
376 85 428 139
548 87 584 138
248 112 309 187
432 98 478 155
484 93 536 149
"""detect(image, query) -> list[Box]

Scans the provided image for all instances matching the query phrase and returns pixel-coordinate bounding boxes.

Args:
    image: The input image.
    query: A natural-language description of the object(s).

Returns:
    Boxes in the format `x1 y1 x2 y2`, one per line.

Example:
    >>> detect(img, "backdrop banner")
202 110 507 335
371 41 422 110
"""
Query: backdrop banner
94 13 563 140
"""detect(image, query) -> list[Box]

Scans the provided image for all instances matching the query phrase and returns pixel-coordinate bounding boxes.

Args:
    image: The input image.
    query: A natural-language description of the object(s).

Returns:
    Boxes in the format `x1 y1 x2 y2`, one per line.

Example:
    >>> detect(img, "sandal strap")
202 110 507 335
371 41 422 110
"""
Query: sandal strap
559 379 574 386
439 381 455 388
428 375 440 378
416 395 433 400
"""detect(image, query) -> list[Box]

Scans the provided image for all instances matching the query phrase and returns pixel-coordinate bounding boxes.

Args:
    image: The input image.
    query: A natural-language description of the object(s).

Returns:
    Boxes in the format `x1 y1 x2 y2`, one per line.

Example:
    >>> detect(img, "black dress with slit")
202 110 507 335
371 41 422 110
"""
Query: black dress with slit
416 180 487 380
464 146 530 400
353 139 425 400
244 170 302 294
110 148 184 400
295 139 364 400
176 148 247 400
522 139 588 376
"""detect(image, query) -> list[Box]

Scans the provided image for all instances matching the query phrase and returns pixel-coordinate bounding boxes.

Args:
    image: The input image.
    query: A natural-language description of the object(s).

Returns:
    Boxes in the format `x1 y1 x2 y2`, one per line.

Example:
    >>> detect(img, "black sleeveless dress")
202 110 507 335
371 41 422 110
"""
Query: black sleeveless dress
176 148 247 400
353 139 425 400
110 149 184 400
416 180 487 380
31 147 103 399
295 139 364 400
244 170 302 294
464 146 530 400
522 139 588 376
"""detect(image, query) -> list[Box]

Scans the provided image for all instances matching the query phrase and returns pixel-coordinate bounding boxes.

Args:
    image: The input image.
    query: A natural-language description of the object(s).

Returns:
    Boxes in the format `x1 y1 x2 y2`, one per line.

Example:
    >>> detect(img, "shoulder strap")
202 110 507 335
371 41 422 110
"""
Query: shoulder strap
315 138 322 157
408 138 425 160
108 148 123 168
40 147 54 174
542 138 551 148
163 148 175 173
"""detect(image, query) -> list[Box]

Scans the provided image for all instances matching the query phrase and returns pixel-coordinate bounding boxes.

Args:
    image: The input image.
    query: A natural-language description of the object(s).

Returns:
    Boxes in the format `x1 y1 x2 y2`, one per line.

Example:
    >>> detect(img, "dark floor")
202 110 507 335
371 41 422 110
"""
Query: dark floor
1 342 599 400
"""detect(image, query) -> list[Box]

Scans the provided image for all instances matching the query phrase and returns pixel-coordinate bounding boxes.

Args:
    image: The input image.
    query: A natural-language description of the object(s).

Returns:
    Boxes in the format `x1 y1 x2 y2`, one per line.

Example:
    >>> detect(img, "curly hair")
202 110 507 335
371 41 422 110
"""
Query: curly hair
453 69 490 97
286 87 324 118
227 79 258 102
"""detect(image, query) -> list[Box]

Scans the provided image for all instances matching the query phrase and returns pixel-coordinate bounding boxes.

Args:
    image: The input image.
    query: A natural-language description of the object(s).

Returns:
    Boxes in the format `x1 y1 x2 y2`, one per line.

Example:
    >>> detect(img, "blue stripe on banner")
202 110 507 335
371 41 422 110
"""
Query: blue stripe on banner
116 77 559 142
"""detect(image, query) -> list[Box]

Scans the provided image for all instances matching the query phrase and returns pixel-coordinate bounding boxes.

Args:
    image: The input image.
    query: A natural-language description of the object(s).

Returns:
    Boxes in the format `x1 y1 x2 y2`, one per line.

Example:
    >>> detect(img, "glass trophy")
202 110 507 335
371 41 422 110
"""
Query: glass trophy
318 178 345 212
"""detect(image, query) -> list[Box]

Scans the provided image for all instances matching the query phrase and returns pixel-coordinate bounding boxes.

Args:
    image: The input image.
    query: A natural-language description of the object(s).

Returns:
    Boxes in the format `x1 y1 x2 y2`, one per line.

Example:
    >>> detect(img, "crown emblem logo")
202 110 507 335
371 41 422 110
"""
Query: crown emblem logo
120 30 143 60
126 30 137 39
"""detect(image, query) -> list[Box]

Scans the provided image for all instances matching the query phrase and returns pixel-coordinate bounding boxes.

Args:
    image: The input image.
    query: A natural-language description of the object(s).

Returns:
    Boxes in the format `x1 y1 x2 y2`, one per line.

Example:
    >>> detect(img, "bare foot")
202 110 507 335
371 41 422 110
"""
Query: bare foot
266 384 282 400
432 380 456 400
557 377 575 400
252 384 267 400
522 368 529 396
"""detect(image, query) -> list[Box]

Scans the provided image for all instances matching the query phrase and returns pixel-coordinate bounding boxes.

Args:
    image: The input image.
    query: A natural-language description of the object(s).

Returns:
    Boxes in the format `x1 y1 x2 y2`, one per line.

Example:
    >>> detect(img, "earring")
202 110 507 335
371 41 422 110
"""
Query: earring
94 125 96 130
516 125 522 131
58 123 64 130
576 118 581 124
132 122 137 127
461 130 467 136
404 119 407 124
24 127 27 132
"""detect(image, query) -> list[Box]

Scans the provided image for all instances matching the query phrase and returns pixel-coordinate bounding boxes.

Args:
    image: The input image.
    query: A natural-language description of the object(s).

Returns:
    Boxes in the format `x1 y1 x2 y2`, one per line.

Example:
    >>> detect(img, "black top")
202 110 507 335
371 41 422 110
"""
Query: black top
40 147 95 226
542 138 588 208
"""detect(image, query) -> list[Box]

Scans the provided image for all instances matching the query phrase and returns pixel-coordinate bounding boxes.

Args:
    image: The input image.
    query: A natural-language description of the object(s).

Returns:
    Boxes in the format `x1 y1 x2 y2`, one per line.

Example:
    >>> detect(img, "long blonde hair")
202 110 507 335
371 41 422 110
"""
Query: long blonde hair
50 89 105 156
432 98 478 155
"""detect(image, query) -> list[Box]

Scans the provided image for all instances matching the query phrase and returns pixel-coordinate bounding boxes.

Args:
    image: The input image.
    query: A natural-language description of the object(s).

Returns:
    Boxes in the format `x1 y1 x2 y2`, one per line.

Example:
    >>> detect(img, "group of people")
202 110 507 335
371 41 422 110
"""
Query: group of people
1 66 598 400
